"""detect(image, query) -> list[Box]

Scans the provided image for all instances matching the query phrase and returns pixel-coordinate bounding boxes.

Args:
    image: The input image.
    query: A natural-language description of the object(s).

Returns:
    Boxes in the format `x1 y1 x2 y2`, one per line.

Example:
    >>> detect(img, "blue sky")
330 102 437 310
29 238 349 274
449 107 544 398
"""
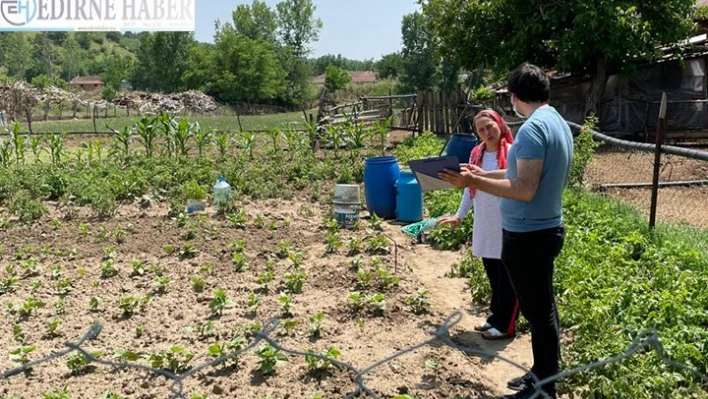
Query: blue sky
195 0 420 60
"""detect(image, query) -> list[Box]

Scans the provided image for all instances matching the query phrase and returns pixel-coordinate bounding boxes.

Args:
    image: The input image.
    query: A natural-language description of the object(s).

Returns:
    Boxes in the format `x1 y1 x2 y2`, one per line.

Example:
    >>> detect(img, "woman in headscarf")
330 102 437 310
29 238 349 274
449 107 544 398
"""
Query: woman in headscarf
438 109 519 340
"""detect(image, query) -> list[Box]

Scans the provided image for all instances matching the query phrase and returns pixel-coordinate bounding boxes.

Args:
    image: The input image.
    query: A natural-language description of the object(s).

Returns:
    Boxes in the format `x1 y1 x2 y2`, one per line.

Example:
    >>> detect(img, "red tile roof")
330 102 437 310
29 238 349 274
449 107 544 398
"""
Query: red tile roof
69 76 103 85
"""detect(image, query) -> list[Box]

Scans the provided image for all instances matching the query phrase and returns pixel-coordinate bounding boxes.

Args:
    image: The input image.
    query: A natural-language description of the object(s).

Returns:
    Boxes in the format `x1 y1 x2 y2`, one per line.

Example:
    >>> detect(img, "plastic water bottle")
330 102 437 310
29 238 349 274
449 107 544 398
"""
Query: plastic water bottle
213 177 233 214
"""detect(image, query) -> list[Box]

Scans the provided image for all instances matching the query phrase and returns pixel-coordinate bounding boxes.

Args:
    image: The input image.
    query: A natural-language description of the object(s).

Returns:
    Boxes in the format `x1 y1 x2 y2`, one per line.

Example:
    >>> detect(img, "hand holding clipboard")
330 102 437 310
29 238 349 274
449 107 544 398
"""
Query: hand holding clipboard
408 156 463 192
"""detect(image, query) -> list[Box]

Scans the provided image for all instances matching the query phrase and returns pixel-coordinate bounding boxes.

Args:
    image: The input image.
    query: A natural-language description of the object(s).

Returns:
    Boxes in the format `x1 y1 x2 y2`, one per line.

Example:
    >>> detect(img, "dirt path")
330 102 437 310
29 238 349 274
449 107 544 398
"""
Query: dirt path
384 223 533 397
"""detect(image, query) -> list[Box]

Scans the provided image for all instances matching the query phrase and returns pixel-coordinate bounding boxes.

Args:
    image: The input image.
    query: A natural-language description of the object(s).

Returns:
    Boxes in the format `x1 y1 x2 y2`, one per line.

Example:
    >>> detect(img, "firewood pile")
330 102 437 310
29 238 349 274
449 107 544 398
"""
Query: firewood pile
114 90 218 113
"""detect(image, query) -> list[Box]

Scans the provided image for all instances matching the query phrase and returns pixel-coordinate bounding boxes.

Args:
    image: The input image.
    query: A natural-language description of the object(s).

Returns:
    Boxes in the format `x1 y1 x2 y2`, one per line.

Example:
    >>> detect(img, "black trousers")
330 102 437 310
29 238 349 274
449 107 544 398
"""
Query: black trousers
482 258 519 335
502 226 565 396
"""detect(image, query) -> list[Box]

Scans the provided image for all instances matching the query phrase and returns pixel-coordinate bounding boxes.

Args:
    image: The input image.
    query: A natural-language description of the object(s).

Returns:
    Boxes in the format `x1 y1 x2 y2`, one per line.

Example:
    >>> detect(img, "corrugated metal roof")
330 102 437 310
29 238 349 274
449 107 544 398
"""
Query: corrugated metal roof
69 76 103 85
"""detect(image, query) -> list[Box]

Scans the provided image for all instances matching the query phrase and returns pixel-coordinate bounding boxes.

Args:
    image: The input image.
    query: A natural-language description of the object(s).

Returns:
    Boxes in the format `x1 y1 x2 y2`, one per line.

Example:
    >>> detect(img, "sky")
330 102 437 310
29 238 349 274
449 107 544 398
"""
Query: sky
194 0 420 61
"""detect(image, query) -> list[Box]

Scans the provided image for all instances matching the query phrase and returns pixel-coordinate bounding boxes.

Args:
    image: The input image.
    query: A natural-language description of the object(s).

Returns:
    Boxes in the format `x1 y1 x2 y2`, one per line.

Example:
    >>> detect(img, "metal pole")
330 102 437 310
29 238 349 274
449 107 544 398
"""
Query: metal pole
649 93 667 229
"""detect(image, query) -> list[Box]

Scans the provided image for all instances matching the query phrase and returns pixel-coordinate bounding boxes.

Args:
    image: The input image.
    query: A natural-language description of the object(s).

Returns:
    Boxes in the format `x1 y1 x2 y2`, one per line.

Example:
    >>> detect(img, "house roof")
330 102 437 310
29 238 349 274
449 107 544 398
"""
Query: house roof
312 71 378 85
69 76 103 85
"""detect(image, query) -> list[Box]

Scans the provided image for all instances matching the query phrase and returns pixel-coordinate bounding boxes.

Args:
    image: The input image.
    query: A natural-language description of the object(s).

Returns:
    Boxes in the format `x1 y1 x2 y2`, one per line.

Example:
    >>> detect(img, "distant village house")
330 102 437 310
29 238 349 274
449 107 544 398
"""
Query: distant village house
69 76 104 91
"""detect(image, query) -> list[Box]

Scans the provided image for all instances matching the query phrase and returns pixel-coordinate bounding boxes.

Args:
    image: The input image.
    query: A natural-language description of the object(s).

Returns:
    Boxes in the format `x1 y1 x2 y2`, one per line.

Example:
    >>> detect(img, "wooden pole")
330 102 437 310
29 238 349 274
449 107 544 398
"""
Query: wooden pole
649 92 667 229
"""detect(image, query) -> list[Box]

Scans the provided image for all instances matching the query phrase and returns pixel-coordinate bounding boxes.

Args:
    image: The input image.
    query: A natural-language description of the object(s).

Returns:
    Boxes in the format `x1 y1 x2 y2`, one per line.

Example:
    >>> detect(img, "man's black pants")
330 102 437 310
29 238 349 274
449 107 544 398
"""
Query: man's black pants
501 226 565 396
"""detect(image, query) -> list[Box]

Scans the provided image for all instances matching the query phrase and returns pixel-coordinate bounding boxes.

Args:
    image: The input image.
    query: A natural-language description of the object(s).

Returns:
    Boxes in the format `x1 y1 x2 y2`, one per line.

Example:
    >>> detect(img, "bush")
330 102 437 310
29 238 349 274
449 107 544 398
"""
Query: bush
10 192 46 222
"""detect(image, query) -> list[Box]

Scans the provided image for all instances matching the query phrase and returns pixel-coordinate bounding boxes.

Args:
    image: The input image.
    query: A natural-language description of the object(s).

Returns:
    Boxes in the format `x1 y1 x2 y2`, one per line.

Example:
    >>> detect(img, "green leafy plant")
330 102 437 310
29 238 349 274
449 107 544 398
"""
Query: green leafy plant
256 271 275 291
42 387 70 399
12 324 25 342
66 351 101 374
569 115 601 187
9 345 35 364
100 259 119 279
278 292 294 317
145 345 194 373
231 251 248 272
46 318 61 336
284 271 307 294
100 391 127 399
256 344 288 376
247 293 261 314
180 243 198 259
406 288 432 315
214 132 230 159
208 336 245 369
227 210 248 229
134 324 145 338
7 296 45 318
153 276 172 293
209 288 234 316
89 296 103 312
366 235 390 254
347 237 364 255
190 276 206 293
305 347 341 373
375 267 400 291
56 277 73 295
309 312 325 338
347 291 365 311
325 232 342 254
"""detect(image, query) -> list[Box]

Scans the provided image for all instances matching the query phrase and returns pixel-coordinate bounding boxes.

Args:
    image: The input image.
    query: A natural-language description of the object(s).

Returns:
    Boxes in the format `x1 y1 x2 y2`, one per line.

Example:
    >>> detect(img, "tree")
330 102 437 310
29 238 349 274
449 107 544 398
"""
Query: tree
0 33 32 79
276 0 322 104
232 0 279 43
60 34 85 81
276 0 323 58
131 32 195 92
202 25 287 103
101 53 134 91
324 65 351 92
400 12 438 92
375 52 404 79
422 0 703 115
31 33 59 79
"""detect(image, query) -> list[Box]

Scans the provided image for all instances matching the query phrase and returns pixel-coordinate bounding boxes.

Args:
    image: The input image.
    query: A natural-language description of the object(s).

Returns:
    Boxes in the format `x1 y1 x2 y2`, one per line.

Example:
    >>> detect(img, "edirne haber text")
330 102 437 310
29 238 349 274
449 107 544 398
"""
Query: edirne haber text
35 0 193 21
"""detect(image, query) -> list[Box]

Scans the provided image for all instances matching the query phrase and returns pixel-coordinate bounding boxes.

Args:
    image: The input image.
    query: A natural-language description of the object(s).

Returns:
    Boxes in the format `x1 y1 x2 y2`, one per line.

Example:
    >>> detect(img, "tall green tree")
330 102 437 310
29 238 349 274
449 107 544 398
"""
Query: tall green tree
232 0 279 43
31 33 59 79
131 32 195 93
400 12 438 92
422 0 704 115
0 33 32 80
100 52 135 91
207 26 287 103
60 34 84 81
276 0 322 104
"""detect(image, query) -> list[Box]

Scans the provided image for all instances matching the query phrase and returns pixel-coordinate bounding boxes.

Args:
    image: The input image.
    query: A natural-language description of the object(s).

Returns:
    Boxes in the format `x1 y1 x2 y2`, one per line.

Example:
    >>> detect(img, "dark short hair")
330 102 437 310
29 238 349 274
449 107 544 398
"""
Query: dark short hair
507 63 550 103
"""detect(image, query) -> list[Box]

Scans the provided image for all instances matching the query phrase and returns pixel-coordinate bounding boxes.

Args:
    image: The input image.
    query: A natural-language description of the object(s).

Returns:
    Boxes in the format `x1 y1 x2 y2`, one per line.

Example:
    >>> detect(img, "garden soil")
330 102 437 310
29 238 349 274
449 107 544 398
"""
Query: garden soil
0 197 536 399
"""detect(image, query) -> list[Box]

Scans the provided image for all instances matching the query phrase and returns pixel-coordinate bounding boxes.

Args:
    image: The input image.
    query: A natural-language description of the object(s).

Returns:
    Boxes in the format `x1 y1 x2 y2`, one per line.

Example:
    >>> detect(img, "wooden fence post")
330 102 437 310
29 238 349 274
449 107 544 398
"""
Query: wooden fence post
649 93 667 229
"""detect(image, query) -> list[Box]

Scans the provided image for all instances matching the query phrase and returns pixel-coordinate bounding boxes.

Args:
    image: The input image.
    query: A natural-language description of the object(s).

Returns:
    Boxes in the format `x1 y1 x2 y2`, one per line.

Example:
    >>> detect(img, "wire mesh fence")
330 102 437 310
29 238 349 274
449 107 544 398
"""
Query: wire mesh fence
1 310 706 399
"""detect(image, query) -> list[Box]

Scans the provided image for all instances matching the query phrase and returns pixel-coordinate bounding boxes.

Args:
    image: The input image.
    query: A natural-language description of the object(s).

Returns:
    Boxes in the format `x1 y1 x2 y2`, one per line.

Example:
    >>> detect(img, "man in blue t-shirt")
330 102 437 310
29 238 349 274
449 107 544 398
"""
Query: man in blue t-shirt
441 63 573 399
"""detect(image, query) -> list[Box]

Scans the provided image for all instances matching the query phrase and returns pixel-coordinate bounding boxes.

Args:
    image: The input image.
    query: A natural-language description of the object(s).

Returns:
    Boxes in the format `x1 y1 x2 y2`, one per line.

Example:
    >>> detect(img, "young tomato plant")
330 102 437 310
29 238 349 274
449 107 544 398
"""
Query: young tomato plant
208 336 244 369
247 293 261 314
278 293 294 317
256 271 275 292
366 235 390 255
305 347 341 374
283 271 306 294
309 312 325 338
406 288 432 315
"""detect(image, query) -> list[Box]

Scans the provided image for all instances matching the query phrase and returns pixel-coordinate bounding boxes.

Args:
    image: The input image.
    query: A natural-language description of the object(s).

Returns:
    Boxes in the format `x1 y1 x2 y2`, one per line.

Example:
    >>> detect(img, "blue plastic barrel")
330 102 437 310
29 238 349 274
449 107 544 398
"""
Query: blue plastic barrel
364 156 400 219
396 170 423 223
441 133 478 163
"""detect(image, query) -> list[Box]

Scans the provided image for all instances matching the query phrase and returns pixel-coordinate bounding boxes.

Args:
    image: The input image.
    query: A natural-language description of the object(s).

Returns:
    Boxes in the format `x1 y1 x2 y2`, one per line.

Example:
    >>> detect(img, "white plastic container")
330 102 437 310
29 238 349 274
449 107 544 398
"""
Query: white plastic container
213 177 234 214
333 184 361 229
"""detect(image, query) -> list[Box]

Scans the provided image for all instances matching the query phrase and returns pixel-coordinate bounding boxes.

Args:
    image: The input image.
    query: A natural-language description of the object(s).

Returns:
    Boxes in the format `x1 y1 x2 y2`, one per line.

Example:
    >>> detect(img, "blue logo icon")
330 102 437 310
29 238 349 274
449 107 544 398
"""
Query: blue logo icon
1 0 37 26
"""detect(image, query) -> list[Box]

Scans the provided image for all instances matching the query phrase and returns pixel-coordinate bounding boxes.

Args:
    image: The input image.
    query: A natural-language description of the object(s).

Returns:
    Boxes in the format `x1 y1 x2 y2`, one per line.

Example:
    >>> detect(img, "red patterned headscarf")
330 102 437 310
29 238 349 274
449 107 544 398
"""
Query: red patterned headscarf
469 109 514 199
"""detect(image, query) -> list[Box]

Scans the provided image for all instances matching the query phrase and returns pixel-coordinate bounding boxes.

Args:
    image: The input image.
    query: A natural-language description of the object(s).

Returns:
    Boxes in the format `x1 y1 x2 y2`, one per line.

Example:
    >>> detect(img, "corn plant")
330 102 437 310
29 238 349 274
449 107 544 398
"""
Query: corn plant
266 127 282 154
214 132 230 159
9 123 25 164
29 135 42 163
194 125 213 157
0 138 13 167
136 116 159 158
107 124 133 161
283 124 304 159
374 115 393 156
257 344 288 376
305 347 341 373
239 131 256 160
47 133 65 166
174 118 192 158
326 125 344 159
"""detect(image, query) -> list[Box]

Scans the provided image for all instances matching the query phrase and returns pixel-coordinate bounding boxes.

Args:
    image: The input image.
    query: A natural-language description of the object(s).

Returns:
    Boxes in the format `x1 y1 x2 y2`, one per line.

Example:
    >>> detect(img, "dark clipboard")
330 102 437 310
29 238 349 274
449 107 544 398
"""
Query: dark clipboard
407 156 461 192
